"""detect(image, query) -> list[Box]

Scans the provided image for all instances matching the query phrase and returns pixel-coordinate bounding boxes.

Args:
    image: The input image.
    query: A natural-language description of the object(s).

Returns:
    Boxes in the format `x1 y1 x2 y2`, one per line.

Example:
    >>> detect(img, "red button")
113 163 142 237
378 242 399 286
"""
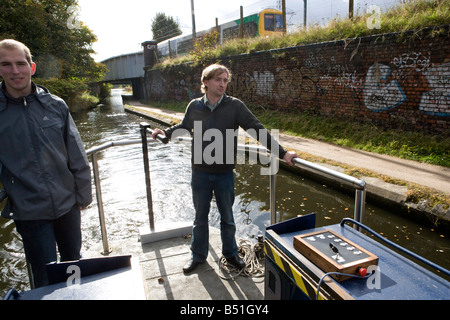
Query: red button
357 267 367 277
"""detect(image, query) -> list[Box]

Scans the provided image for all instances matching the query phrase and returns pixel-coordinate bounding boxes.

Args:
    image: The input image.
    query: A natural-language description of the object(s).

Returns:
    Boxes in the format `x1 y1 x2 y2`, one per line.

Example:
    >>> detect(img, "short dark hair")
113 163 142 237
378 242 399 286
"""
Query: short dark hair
0 39 33 65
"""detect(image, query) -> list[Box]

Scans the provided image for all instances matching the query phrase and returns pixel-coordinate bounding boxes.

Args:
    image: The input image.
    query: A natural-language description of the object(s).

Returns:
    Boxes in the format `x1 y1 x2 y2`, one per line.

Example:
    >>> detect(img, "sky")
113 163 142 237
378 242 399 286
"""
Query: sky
77 0 400 62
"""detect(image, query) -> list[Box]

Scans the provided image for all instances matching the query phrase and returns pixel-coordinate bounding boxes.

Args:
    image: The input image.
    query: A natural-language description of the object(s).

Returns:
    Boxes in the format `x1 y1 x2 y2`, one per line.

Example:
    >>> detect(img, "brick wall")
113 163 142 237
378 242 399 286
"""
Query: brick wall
143 26 449 133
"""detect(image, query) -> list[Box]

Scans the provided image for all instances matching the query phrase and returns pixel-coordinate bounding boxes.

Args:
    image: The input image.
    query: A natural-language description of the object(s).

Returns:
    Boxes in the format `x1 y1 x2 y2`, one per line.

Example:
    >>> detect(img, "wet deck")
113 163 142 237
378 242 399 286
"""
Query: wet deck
84 227 265 300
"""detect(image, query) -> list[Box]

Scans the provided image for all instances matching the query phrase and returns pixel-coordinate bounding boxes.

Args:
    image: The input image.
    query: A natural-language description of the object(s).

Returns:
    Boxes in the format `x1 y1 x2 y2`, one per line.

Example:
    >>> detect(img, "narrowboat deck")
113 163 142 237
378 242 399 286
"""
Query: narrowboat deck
8 217 449 300
5 225 264 300
84 226 264 300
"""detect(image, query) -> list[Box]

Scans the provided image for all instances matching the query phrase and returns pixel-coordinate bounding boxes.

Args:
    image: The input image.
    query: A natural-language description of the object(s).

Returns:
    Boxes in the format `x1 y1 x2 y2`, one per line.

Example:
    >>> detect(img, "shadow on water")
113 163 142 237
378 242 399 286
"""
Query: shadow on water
1 89 449 295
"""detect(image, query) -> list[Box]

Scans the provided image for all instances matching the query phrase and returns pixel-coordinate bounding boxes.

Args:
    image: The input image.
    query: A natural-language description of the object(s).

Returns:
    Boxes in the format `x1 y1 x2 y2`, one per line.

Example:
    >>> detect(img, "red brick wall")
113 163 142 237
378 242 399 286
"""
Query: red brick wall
143 26 449 133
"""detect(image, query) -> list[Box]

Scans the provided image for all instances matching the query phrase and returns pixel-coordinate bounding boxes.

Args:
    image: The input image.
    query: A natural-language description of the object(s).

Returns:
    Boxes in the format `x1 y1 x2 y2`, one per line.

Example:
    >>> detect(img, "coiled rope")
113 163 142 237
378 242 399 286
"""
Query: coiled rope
218 238 265 280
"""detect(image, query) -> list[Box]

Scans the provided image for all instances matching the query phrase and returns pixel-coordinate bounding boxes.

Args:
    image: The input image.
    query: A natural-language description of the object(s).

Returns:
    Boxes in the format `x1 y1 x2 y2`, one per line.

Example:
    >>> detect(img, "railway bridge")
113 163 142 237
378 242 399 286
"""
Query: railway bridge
100 41 157 99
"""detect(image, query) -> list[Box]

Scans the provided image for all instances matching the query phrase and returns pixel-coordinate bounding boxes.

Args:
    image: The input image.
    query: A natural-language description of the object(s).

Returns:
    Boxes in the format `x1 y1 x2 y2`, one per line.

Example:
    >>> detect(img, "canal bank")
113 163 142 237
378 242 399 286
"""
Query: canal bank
123 99 450 233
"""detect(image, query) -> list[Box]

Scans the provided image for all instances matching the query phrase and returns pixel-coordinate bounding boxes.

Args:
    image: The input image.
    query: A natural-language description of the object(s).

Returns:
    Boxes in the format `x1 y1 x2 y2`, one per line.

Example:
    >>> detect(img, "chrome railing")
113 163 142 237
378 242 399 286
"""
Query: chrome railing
85 123 366 254
86 139 141 254
291 157 366 227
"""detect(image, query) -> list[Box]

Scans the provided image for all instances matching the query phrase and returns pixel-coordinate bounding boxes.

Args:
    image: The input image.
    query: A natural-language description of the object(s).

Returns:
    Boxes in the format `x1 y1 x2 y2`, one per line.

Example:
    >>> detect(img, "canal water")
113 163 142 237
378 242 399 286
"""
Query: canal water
0 90 448 295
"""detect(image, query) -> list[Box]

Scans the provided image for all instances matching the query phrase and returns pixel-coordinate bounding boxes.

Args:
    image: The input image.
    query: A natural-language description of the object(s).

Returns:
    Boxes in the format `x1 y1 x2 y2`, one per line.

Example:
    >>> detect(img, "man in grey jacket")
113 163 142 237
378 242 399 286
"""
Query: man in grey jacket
152 64 298 273
0 39 92 288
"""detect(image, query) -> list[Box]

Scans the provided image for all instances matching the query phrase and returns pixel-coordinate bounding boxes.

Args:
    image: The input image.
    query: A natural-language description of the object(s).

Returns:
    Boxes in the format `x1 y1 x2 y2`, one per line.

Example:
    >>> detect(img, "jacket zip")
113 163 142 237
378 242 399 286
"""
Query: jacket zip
23 101 56 218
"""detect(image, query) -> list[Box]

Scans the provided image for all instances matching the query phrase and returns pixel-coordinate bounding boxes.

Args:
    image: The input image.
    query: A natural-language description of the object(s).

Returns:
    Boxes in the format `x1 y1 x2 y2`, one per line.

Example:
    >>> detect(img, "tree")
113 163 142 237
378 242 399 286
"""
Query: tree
0 0 105 81
151 12 182 43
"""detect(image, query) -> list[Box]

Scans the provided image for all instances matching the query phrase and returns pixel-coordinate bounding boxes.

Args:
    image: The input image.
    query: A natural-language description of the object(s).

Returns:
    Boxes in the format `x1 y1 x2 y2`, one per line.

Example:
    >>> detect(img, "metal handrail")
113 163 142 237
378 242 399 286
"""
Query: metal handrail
86 139 142 254
291 157 366 230
341 218 450 276
292 157 366 190
84 125 366 253
86 139 141 156
157 129 366 226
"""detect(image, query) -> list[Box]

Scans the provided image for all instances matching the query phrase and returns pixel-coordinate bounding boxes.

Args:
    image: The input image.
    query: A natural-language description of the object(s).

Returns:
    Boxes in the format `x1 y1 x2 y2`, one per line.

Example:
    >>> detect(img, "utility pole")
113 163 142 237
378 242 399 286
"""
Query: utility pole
191 0 196 38
303 0 307 28
239 6 244 38
349 0 354 20
216 17 221 44
282 0 286 33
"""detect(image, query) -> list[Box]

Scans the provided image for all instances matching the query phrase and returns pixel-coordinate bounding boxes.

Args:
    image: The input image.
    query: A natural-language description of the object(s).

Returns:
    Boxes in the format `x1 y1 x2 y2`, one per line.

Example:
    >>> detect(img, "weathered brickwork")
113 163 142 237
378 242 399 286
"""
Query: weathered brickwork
143 26 449 133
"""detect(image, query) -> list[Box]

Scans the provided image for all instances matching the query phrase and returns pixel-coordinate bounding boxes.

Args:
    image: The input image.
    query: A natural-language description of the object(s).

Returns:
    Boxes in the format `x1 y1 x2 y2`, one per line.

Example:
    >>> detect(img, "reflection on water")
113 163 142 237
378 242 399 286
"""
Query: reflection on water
1 90 448 295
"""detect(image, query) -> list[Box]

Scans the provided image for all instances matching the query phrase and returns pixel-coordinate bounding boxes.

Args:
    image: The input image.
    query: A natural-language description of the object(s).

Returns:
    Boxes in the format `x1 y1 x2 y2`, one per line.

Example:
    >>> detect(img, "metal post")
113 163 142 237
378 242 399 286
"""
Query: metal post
269 155 278 225
239 6 244 38
140 122 155 231
353 189 366 231
191 0 196 38
349 0 354 20
303 0 307 28
92 152 111 254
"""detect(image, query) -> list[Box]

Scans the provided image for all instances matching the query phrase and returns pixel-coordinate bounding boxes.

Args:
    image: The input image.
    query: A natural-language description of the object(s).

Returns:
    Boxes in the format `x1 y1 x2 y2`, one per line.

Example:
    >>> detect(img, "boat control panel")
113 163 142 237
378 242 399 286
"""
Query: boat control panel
264 213 450 300
293 229 378 282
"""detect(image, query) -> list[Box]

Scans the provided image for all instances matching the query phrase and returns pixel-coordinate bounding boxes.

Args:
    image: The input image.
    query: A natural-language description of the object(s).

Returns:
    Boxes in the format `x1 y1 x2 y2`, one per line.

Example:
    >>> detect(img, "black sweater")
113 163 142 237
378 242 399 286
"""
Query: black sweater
165 95 287 173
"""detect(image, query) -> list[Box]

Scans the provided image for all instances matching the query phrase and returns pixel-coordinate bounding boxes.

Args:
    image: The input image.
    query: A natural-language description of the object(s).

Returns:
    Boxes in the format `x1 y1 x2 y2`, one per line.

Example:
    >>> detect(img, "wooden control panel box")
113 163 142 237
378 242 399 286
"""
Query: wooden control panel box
293 229 378 281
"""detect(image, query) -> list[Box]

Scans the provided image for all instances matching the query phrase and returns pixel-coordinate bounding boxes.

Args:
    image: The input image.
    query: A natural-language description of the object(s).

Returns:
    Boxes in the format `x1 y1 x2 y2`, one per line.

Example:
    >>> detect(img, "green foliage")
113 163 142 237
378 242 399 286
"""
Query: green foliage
0 0 109 109
0 0 106 82
98 83 113 102
34 77 98 111
151 12 182 43
191 31 219 66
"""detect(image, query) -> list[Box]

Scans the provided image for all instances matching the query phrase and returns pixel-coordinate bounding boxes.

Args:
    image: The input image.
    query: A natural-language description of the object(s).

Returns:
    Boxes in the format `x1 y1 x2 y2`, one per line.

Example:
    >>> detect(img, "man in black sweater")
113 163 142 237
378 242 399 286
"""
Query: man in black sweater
152 64 298 273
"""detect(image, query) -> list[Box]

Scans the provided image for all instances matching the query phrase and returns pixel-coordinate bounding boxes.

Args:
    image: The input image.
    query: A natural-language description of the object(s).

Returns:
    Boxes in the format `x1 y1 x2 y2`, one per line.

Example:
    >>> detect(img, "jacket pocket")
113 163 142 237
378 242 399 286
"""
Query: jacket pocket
40 120 62 132
40 120 66 152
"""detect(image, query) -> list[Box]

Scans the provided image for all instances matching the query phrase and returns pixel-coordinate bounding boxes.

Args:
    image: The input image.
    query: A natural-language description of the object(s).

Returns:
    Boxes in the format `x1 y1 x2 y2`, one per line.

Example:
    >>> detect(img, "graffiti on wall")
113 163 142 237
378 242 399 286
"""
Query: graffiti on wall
146 72 199 101
145 45 448 126
315 55 363 93
145 73 167 100
363 52 448 116
274 67 319 101
227 64 322 104
227 73 257 100
419 62 449 116
253 71 275 98
363 62 407 112
225 52 367 106
173 79 196 101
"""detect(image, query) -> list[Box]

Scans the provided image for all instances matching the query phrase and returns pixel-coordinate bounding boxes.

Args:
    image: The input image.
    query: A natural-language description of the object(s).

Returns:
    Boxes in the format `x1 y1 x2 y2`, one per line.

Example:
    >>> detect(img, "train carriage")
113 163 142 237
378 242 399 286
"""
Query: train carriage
157 8 284 61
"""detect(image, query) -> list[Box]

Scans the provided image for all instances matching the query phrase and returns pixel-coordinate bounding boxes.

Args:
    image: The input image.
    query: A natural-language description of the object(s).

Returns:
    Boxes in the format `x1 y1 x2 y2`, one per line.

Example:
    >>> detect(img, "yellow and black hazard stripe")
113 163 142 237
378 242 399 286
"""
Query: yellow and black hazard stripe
264 240 326 300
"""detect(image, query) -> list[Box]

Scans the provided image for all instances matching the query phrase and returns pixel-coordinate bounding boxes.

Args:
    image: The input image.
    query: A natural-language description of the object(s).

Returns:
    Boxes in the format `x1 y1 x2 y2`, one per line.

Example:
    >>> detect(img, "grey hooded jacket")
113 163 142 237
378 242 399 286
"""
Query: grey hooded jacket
0 82 92 221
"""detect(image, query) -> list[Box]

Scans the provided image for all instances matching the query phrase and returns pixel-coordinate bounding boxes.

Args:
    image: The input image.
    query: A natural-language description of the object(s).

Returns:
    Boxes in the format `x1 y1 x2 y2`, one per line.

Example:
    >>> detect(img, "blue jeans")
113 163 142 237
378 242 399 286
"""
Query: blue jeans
14 205 82 288
190 169 238 262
